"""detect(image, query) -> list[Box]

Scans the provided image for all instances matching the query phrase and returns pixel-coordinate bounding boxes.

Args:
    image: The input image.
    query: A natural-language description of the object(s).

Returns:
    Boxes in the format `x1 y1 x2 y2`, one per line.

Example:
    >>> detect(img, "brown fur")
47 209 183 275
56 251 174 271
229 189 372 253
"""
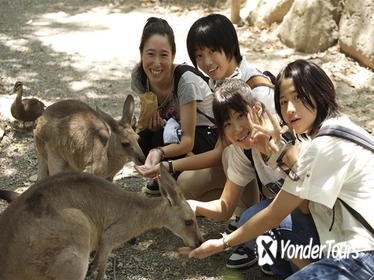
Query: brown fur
0 166 203 280
10 81 45 127
33 95 145 181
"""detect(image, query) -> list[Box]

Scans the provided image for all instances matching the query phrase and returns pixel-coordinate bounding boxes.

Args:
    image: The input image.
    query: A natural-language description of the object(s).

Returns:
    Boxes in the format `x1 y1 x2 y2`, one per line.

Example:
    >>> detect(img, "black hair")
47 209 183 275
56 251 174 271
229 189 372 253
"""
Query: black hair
138 17 176 87
213 79 259 139
274 59 340 136
186 14 242 69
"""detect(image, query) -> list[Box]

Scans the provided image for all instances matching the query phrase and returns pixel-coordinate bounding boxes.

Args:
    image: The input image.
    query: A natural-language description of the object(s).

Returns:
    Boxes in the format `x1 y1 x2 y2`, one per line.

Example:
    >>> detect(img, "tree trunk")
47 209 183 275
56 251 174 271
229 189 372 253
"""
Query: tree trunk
231 0 241 24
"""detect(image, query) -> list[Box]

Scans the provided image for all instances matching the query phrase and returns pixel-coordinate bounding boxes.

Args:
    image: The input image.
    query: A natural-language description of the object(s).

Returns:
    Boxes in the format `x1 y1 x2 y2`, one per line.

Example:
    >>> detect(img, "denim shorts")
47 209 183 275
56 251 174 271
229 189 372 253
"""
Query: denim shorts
287 251 374 280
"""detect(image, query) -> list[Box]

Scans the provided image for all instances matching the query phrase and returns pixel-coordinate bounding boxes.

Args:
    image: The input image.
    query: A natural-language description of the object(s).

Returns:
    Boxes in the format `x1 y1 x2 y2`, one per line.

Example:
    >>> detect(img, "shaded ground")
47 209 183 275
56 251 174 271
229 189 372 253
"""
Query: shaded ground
0 0 373 279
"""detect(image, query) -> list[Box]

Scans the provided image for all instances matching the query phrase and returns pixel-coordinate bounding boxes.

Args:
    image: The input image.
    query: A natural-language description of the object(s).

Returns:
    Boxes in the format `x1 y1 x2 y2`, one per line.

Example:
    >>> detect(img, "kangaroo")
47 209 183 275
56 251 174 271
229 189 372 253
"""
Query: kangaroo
33 94 145 181
0 165 203 280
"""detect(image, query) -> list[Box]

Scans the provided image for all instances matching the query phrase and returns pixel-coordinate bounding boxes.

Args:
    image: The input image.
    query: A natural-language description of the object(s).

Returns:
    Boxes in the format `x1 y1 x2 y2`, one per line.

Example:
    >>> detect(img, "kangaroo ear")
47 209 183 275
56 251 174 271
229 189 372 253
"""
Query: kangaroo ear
159 163 183 206
120 94 135 125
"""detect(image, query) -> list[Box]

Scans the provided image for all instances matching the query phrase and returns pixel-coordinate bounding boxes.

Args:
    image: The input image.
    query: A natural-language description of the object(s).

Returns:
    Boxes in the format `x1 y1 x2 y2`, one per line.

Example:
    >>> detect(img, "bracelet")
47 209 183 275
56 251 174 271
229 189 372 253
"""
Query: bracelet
221 233 232 251
150 147 165 160
167 160 174 173
157 147 165 159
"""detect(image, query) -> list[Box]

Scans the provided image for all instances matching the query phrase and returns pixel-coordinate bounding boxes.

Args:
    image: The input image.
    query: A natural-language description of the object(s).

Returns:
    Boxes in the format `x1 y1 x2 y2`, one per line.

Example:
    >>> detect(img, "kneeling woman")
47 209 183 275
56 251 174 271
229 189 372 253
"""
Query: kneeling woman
131 17 216 193
186 78 319 276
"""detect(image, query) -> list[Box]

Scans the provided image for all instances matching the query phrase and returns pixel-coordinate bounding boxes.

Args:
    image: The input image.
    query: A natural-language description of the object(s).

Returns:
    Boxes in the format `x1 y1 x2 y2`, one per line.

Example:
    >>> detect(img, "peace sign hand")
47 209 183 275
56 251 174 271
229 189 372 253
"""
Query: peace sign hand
246 107 278 155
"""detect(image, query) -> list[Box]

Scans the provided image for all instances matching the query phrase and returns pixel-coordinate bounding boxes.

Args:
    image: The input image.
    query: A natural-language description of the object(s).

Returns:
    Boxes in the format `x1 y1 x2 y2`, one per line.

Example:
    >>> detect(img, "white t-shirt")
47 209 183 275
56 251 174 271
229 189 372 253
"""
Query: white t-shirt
282 116 374 255
130 64 214 126
223 144 284 197
207 58 275 114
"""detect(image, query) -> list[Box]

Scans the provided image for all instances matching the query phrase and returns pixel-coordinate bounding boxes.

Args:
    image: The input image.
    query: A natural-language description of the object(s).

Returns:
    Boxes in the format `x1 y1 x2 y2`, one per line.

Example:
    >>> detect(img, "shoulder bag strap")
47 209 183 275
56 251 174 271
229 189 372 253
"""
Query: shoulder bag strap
174 64 215 125
316 124 374 153
196 108 216 125
246 75 274 89
244 149 265 198
338 198 374 236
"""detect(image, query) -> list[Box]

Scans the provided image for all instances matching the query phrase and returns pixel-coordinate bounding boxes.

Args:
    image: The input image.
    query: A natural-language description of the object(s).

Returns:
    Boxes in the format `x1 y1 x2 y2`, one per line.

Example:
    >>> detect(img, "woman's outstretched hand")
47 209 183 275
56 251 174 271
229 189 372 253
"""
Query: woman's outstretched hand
134 149 164 178
179 238 223 259
134 163 160 178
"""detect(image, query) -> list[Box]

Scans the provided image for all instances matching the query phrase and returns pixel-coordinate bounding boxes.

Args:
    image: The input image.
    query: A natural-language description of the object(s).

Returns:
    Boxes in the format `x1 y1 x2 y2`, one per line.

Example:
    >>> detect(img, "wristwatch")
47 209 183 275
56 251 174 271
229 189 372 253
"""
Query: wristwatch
167 160 174 173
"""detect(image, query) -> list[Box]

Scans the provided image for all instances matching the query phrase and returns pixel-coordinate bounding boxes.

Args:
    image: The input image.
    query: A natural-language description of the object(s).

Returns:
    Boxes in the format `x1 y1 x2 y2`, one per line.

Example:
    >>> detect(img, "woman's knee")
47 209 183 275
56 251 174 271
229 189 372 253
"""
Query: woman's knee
177 170 208 199
177 168 225 200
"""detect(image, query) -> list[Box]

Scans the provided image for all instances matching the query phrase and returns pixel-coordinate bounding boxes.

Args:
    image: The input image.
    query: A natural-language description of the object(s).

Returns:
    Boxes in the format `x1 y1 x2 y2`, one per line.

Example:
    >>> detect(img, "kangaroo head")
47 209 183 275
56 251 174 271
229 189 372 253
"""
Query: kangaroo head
118 95 145 165
159 164 204 248
95 95 145 172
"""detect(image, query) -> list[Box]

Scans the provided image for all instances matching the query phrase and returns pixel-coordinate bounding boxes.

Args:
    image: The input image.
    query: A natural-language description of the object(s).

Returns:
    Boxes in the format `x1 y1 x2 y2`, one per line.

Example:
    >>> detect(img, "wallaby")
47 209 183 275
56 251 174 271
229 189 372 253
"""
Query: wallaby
33 94 145 181
0 165 203 280
0 190 19 203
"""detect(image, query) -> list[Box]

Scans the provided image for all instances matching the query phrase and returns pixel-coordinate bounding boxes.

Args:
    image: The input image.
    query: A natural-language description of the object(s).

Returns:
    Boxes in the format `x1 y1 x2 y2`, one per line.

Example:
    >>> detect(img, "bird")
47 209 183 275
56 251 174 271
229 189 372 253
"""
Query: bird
10 81 45 128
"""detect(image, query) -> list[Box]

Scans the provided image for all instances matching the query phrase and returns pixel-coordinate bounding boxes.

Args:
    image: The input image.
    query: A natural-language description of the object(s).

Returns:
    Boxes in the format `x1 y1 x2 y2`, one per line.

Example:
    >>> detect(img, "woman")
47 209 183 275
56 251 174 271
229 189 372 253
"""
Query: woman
182 60 374 280
174 13 275 203
131 17 215 194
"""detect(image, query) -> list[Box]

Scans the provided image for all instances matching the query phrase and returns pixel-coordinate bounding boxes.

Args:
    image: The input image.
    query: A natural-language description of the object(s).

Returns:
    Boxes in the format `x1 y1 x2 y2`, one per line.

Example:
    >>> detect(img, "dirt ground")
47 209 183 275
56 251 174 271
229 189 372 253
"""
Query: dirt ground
0 0 373 279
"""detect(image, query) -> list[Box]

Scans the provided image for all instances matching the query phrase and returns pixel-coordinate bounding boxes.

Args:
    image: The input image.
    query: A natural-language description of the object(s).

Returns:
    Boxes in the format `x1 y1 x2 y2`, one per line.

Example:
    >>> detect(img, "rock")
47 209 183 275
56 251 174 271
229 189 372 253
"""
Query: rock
339 0 374 70
29 174 38 182
247 0 294 28
277 0 340 53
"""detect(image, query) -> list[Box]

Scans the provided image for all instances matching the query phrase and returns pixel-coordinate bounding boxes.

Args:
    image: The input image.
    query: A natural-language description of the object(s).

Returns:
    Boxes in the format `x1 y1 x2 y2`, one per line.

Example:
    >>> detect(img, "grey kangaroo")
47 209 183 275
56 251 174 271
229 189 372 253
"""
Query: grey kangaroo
33 94 145 181
0 165 203 280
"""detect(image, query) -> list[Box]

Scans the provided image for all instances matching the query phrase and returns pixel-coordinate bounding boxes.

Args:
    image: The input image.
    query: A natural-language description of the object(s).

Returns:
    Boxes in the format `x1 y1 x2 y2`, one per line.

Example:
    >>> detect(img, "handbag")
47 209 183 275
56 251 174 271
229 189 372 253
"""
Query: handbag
192 126 218 154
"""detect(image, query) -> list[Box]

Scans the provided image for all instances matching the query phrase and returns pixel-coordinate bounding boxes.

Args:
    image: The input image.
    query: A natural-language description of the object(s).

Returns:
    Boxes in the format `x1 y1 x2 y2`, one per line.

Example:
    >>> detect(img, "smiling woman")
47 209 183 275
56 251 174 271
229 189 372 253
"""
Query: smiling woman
130 17 216 194
183 79 319 277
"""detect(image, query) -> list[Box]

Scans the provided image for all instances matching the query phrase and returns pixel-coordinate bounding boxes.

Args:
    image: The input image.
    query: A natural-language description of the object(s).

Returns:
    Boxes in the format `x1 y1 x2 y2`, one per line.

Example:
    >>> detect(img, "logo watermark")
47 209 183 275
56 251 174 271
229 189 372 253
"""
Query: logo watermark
256 235 277 266
256 235 359 266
